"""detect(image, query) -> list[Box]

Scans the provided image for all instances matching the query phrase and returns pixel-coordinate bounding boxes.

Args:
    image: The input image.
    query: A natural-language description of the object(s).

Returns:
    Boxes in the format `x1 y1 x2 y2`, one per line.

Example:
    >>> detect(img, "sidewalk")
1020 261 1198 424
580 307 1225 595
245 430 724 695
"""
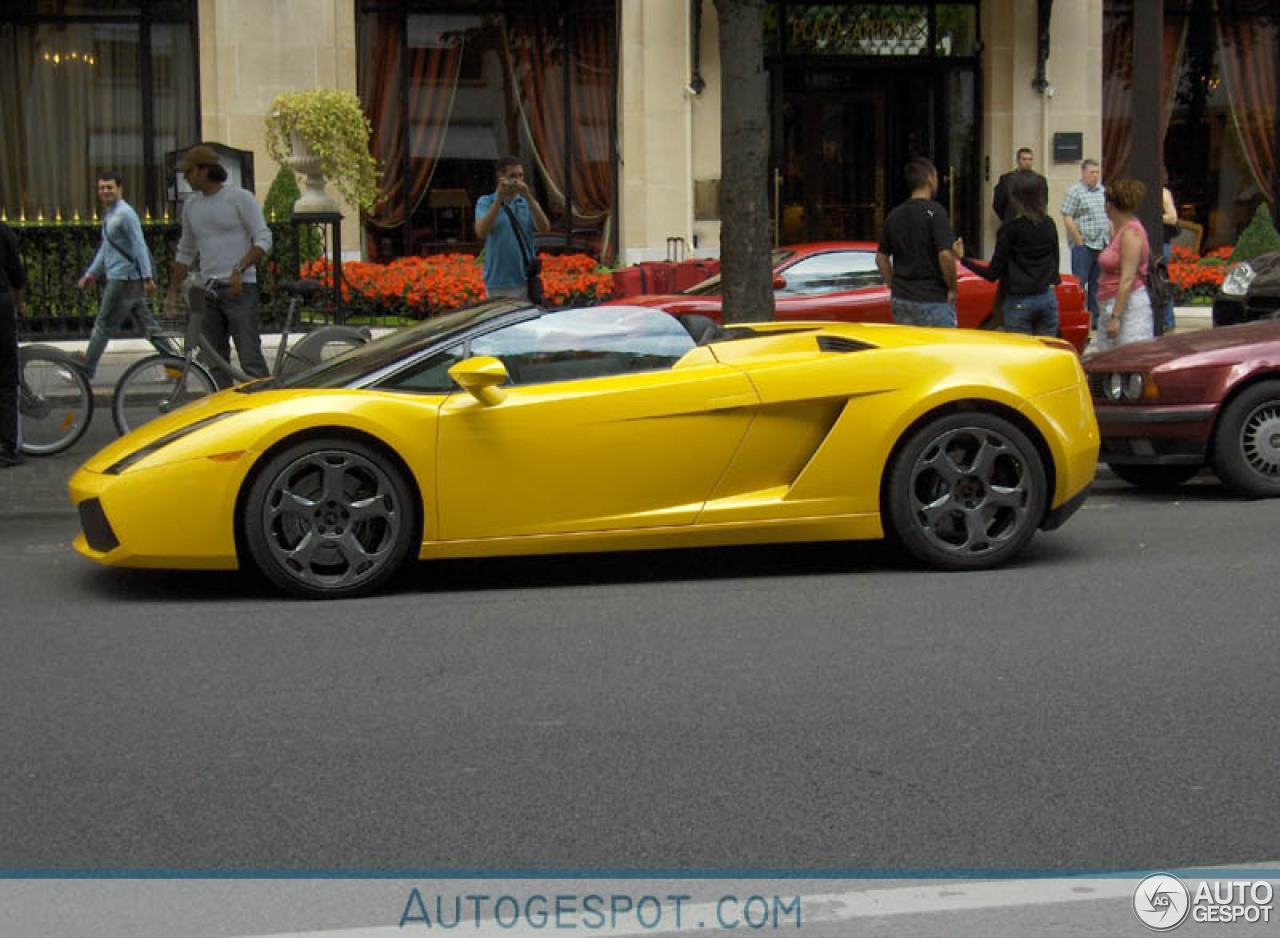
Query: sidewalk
26 331 360 401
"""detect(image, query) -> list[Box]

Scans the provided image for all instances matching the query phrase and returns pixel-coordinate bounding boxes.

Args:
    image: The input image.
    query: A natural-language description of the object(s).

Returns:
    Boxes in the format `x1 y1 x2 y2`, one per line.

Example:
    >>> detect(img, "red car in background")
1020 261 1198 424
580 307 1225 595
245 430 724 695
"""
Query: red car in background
616 242 1089 352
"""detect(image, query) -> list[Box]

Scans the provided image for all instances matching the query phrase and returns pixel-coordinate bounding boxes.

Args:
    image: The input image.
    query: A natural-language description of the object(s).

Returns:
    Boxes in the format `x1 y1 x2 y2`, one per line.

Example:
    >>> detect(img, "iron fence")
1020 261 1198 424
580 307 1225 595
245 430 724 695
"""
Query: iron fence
12 217 346 340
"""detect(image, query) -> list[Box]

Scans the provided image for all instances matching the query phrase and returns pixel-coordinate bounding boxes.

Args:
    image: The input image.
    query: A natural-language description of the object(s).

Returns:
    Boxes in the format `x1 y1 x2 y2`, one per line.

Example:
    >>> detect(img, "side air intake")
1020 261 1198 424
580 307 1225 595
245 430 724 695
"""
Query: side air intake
816 336 873 354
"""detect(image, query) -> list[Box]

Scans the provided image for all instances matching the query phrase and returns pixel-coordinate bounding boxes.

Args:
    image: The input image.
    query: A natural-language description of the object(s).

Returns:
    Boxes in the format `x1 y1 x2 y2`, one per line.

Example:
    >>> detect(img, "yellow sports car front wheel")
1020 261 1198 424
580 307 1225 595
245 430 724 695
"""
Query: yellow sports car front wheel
242 437 418 598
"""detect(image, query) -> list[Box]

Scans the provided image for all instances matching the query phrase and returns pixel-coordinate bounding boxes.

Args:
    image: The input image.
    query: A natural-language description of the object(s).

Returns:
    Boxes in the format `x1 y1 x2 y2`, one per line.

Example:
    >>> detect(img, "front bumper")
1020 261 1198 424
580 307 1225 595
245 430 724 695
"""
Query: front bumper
69 456 249 570
1092 402 1214 465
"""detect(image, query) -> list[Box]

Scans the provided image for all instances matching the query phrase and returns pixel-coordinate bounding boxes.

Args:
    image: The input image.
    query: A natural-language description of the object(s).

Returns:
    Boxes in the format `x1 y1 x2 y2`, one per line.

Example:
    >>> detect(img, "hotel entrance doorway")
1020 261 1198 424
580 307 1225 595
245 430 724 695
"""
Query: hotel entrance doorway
772 67 976 248
777 89 885 244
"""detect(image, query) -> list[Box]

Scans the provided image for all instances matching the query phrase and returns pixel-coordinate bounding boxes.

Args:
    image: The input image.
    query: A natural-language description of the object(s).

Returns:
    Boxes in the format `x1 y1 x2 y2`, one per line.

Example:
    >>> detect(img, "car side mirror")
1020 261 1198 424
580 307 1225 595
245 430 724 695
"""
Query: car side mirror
449 356 509 406
772 275 787 291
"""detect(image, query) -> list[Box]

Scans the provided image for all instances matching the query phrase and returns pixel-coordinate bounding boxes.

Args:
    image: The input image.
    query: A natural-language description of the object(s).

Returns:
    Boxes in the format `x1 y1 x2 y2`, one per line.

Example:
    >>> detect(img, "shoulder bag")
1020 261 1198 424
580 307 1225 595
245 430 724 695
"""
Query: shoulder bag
502 202 543 305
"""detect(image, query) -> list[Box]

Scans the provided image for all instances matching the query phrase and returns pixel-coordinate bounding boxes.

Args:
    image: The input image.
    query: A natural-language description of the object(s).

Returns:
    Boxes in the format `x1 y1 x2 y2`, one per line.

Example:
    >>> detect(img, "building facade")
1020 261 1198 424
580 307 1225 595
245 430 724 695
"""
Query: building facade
1 1 1274 264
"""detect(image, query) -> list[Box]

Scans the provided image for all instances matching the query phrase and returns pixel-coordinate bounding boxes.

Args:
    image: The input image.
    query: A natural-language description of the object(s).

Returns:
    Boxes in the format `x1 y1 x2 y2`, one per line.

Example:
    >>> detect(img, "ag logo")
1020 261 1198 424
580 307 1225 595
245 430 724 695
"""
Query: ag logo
1134 873 1190 930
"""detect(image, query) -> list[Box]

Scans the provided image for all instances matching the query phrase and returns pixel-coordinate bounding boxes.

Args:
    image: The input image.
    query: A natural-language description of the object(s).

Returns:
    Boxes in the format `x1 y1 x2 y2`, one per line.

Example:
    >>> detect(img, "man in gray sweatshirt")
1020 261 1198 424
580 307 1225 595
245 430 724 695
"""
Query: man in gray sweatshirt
166 145 273 385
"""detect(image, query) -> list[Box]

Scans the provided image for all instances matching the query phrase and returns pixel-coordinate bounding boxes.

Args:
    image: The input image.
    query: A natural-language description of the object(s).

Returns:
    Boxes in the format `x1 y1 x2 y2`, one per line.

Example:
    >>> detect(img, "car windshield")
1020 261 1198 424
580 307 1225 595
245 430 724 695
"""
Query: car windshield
683 250 794 295
268 299 530 391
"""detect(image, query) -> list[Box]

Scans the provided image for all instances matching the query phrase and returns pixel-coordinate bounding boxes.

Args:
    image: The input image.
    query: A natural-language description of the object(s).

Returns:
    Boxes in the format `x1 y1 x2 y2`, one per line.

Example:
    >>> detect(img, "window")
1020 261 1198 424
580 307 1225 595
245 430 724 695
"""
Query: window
777 251 883 296
379 346 468 394
357 1 618 262
0 2 198 220
469 306 694 386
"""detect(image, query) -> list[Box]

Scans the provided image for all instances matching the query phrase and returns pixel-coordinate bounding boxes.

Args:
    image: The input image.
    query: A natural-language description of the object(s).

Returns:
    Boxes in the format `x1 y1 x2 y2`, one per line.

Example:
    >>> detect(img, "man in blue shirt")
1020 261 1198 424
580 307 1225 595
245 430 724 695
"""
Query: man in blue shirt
77 172 164 378
474 156 550 301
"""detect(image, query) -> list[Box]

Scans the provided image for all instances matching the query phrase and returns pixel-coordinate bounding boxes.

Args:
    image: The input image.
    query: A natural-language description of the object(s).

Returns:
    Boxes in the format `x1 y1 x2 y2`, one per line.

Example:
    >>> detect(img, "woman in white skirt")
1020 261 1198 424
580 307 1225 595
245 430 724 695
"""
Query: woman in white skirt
1094 179 1154 350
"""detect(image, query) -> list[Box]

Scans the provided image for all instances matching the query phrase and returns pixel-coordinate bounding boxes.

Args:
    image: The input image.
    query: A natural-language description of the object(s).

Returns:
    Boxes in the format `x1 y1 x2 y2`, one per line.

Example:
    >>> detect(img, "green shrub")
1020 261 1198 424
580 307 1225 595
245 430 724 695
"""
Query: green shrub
1230 202 1280 263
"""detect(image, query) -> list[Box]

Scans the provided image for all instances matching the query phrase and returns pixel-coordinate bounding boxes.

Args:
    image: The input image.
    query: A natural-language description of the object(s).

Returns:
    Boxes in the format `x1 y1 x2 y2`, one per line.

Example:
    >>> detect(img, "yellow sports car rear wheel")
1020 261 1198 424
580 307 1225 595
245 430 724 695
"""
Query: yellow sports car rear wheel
885 412 1047 570
243 437 416 598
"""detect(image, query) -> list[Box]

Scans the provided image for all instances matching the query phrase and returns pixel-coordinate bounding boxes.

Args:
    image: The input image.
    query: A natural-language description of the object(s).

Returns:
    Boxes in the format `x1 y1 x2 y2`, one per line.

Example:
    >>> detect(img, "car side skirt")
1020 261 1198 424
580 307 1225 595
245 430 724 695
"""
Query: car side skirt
417 512 884 560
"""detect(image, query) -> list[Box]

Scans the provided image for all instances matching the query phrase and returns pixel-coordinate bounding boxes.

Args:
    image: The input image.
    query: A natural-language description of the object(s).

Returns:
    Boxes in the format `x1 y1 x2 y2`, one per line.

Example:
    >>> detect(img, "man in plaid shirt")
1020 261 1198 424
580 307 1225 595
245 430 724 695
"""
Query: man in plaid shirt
1061 159 1108 329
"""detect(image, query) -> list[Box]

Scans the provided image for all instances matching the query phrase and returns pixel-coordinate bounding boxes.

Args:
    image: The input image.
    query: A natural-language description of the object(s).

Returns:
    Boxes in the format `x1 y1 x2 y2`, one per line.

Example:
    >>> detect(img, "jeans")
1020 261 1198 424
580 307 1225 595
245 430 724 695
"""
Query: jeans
1071 244 1102 327
891 297 957 328
1161 242 1176 332
201 282 268 386
83 279 165 378
1003 288 1059 337
486 284 530 302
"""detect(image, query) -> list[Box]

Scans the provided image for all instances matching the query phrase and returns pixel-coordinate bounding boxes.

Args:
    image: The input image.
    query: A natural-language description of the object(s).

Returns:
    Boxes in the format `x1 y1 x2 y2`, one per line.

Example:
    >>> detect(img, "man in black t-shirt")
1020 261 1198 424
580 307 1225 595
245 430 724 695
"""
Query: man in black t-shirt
875 157 958 328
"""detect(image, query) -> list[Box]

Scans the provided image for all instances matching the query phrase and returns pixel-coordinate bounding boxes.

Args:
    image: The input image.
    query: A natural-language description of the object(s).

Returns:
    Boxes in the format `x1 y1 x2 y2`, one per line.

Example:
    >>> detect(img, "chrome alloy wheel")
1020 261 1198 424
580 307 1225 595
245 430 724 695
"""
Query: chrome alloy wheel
257 448 405 593
906 425 1035 558
1238 400 1280 480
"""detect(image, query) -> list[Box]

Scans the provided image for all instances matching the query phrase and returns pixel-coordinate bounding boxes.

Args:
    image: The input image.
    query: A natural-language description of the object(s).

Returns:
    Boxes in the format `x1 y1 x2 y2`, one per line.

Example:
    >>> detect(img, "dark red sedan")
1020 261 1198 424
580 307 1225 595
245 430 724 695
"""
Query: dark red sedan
1084 321 1280 496
615 242 1089 352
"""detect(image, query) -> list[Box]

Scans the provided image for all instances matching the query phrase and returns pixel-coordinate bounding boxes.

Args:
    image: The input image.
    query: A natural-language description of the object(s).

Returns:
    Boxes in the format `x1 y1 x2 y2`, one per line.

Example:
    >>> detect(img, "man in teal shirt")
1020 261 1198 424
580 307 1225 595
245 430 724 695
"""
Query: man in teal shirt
474 156 550 301
77 172 165 378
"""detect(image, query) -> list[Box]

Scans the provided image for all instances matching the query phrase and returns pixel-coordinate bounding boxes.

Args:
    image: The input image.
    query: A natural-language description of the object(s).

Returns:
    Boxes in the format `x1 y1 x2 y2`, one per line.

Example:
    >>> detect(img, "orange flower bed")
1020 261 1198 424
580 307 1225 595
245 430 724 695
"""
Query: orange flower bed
302 253 614 317
1168 245 1233 303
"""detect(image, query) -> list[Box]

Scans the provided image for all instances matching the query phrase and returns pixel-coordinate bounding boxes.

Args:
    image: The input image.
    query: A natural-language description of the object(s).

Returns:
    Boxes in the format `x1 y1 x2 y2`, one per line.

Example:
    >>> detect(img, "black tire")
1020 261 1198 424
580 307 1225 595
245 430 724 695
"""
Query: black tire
18 345 94 456
1211 380 1280 497
884 412 1048 570
242 437 416 598
112 354 218 436
1107 463 1201 490
278 325 369 378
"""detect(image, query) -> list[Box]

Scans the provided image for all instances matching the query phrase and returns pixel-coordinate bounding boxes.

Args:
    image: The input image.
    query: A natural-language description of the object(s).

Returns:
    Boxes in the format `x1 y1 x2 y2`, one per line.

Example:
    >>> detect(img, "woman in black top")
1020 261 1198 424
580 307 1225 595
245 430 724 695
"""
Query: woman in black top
0 221 28 467
958 172 1061 337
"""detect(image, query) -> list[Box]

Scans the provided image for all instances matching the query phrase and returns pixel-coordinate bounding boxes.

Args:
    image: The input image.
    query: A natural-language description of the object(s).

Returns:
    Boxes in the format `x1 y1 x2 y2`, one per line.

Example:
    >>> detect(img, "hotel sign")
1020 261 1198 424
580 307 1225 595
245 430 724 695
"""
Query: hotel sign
783 4 931 56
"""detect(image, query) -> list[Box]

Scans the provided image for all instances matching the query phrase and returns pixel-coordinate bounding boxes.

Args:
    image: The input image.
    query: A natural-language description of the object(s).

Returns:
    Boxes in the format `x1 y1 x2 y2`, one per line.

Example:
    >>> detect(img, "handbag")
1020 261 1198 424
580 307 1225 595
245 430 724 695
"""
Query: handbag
502 202 543 305
1146 253 1174 324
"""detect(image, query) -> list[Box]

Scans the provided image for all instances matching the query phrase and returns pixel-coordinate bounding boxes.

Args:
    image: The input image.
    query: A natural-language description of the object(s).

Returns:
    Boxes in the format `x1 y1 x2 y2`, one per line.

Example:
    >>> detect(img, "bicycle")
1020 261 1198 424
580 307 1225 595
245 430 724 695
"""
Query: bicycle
111 278 370 435
17 343 95 455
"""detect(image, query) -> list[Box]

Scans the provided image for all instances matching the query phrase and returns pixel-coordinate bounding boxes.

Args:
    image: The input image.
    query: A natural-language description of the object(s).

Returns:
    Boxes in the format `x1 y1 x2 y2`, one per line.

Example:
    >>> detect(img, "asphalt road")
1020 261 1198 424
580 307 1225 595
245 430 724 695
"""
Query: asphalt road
2 415 1276 877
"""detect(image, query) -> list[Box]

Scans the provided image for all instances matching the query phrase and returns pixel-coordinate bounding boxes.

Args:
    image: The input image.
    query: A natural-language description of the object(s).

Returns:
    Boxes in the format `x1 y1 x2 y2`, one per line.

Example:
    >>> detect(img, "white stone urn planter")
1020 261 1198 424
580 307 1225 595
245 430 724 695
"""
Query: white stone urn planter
287 130 340 215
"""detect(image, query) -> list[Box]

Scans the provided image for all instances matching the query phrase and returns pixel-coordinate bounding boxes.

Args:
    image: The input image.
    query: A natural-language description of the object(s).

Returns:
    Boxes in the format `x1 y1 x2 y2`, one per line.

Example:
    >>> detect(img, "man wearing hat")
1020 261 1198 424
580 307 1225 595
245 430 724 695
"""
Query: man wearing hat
166 144 273 383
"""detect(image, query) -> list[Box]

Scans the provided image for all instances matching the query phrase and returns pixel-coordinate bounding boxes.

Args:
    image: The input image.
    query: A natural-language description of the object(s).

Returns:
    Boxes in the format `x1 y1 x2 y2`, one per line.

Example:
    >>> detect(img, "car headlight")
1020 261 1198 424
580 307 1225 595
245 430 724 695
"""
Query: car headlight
1105 372 1125 402
106 410 246 475
1221 262 1256 297
1102 372 1149 403
1124 373 1145 401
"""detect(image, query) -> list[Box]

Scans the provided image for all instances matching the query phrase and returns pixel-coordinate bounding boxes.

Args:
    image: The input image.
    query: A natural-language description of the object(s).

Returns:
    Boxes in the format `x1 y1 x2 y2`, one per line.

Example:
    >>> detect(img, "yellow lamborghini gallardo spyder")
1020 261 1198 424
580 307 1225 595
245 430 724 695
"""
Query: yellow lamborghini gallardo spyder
70 300 1099 598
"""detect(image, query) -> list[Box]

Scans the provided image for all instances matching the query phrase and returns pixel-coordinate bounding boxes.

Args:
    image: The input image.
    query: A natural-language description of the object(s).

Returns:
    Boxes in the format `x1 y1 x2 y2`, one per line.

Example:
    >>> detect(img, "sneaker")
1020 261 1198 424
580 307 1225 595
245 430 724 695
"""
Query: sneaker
0 449 25 468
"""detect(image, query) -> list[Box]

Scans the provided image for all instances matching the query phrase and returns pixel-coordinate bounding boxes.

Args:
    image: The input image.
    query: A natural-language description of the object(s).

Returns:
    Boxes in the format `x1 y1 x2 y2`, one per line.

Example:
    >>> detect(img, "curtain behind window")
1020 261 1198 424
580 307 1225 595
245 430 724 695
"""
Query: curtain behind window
507 4 614 255
1102 12 1187 181
1217 5 1277 205
0 15 195 219
151 22 198 218
357 1 617 262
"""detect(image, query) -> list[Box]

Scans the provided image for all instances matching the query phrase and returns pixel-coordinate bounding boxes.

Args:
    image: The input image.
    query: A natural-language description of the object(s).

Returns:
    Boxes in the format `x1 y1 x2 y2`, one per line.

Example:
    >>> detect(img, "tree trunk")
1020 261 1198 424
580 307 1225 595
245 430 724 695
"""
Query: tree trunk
714 0 774 323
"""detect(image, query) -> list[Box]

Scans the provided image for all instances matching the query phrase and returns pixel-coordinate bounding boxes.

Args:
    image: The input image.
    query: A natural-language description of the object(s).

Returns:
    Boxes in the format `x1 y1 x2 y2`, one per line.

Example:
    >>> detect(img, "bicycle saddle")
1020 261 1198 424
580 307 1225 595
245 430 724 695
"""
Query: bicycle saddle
278 279 327 301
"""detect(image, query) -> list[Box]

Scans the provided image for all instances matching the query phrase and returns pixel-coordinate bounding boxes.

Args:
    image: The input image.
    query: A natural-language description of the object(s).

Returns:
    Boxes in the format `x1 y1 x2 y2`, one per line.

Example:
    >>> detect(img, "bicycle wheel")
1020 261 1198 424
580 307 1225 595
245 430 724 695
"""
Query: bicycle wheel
112 354 218 436
18 345 94 456
278 325 370 378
